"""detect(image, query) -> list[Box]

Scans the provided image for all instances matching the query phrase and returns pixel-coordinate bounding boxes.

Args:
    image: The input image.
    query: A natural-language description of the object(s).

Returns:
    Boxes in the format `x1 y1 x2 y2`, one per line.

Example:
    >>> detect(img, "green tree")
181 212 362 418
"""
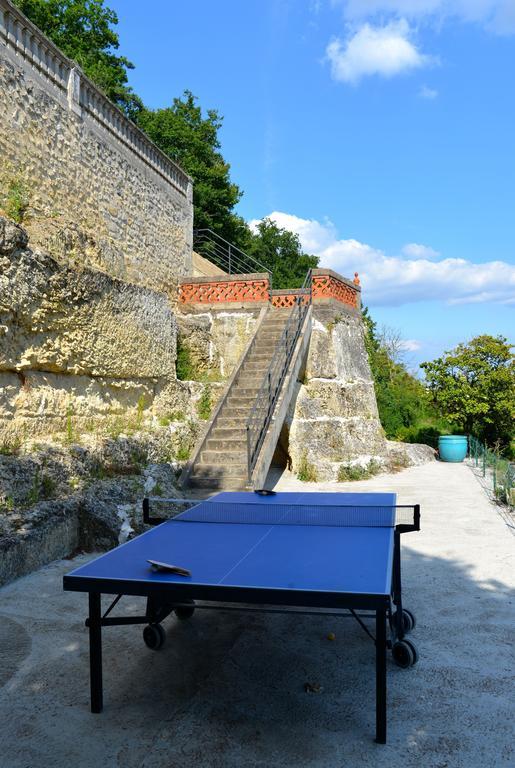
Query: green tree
247 218 319 289
421 335 515 451
136 92 247 244
13 0 141 118
362 308 430 438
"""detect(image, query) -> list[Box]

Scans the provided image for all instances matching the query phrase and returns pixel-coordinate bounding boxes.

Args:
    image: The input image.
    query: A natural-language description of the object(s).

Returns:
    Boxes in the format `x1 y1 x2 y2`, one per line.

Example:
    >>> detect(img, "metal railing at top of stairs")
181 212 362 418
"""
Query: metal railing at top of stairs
193 229 273 286
246 269 312 482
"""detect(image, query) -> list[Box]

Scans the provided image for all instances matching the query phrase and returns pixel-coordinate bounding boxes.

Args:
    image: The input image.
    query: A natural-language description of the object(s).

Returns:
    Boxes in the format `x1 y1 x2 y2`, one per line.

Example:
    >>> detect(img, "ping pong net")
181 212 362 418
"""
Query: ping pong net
143 498 420 532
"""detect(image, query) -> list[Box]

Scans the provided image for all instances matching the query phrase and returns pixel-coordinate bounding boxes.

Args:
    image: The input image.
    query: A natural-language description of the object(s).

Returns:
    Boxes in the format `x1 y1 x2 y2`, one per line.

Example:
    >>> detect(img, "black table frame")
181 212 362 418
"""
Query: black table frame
63 502 420 744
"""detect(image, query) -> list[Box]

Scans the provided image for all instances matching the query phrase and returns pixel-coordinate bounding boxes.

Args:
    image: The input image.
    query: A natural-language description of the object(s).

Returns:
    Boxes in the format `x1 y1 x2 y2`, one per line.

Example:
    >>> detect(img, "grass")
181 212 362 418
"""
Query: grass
0 496 15 513
158 410 186 426
196 386 212 421
64 403 75 444
176 338 196 380
337 460 382 482
176 338 222 382
297 451 318 482
176 444 191 461
4 178 30 223
0 435 23 456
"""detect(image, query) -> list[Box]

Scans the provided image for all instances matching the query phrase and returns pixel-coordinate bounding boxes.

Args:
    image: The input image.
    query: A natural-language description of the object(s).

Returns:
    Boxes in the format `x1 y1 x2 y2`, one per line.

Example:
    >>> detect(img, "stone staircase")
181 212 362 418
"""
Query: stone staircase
187 308 291 490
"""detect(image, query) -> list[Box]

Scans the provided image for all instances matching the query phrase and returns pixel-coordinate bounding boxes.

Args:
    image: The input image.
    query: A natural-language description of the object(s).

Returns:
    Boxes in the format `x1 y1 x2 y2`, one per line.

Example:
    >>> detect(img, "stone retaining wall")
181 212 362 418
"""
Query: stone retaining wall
0 216 182 440
0 0 193 293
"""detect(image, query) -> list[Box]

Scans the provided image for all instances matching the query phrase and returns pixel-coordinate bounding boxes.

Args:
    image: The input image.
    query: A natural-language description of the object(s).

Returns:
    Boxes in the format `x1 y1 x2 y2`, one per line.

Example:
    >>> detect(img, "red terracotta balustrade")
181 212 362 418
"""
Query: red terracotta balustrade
179 269 361 309
179 274 270 304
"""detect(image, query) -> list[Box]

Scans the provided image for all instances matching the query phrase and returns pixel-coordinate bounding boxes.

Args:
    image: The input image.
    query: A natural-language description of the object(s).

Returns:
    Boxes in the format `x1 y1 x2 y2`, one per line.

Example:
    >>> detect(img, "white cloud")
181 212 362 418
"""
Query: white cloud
251 211 515 307
419 84 438 99
402 242 440 259
250 212 337 252
399 339 422 351
338 1 515 35
326 19 433 83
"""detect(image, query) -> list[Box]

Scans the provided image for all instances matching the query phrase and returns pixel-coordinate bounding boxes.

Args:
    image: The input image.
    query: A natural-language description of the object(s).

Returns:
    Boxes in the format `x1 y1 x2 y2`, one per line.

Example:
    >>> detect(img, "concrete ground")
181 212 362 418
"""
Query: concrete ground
0 461 514 768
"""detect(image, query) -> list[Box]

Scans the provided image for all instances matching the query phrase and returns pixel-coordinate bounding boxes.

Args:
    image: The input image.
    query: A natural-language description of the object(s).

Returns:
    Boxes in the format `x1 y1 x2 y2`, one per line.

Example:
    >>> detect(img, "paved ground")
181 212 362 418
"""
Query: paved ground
1 461 514 768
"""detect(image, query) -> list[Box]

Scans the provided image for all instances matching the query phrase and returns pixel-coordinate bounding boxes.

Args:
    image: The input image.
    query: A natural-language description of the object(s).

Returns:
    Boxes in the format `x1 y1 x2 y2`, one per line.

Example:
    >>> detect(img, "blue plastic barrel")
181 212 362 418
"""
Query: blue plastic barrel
438 435 468 462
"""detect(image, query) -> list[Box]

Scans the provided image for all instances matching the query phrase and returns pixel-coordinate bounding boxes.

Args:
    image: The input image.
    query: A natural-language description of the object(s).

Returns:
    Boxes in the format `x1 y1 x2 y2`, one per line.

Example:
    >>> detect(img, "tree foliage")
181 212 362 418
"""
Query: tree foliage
362 307 432 440
136 92 247 245
13 0 142 118
247 219 319 289
421 335 515 451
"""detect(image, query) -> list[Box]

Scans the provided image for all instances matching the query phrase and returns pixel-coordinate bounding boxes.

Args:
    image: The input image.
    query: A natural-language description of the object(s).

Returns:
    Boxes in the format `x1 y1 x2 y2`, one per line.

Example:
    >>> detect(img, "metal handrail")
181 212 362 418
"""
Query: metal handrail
246 269 312 481
193 229 272 285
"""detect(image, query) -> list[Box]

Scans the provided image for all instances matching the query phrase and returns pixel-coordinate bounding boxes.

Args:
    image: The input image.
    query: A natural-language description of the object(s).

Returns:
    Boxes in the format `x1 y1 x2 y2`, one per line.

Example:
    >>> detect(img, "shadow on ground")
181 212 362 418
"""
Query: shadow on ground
0 538 514 768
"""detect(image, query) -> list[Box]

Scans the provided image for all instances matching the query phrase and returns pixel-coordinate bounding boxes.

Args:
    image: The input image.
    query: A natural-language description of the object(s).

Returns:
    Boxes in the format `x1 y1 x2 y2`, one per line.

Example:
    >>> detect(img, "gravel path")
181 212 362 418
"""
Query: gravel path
0 461 513 767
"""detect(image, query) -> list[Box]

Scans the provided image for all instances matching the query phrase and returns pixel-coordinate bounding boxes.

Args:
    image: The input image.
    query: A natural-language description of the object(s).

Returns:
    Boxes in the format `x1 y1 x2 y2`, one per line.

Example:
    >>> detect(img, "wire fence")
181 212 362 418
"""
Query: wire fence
468 435 514 510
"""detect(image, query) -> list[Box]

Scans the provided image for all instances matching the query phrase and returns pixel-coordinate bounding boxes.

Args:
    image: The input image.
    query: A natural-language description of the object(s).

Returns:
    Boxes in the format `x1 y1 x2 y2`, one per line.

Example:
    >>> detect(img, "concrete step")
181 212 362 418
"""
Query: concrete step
258 331 284 340
188 476 247 490
227 396 255 407
245 355 272 364
229 386 260 399
211 416 248 429
200 449 246 465
206 438 247 451
209 426 247 440
213 406 249 420
234 374 263 386
191 463 247 478
242 361 270 372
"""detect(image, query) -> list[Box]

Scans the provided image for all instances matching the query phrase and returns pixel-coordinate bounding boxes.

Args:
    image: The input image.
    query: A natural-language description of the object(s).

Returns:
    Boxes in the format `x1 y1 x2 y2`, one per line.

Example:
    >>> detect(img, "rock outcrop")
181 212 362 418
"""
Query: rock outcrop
286 312 434 481
0 216 184 440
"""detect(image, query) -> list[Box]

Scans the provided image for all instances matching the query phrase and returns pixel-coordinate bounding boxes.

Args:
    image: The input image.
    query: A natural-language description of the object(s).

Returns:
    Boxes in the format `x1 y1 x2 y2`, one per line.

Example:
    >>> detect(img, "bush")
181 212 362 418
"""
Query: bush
337 460 381 482
297 452 318 482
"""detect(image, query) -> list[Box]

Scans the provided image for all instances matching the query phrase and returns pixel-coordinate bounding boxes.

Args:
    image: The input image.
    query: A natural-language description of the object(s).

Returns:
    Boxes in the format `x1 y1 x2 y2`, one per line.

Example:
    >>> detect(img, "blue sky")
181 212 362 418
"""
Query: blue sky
110 0 514 367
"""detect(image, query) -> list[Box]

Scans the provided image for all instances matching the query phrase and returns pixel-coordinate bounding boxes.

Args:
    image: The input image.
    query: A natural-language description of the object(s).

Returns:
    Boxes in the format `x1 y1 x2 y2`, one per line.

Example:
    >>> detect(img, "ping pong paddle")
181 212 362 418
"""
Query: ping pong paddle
147 560 191 576
254 489 276 496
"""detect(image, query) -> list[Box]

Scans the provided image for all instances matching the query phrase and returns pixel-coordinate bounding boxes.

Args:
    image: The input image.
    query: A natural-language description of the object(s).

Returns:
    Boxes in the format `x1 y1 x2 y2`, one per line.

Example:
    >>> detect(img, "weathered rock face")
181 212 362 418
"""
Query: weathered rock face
0 430 192 585
1 218 176 378
0 217 184 439
287 312 433 481
176 309 259 379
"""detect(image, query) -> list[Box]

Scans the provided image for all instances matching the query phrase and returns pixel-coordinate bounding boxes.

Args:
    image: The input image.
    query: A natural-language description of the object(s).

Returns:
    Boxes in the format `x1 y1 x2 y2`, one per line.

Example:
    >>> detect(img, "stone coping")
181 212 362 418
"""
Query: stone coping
180 272 269 286
312 268 361 292
0 0 191 196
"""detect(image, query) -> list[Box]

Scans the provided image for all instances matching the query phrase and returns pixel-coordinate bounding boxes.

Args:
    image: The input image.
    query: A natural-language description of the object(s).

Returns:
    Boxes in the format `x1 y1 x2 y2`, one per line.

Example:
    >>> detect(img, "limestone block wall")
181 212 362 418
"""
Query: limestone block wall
0 216 181 439
177 307 261 380
0 0 193 293
286 308 388 481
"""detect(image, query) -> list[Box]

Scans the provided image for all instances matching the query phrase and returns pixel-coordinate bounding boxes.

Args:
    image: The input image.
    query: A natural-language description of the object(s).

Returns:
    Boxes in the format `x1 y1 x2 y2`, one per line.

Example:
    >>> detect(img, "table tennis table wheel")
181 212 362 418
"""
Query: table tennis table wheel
392 639 418 668
143 623 166 650
174 603 195 620
399 608 416 633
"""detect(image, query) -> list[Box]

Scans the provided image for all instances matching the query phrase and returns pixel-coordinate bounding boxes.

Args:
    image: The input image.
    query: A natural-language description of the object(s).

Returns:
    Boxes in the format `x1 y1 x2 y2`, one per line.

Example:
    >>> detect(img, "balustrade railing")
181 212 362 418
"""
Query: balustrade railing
0 0 191 196
193 229 272 284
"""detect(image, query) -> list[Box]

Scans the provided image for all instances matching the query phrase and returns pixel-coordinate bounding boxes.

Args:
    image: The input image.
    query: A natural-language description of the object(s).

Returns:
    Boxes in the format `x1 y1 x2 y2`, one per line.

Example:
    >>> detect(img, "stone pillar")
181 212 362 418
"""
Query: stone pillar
67 67 81 116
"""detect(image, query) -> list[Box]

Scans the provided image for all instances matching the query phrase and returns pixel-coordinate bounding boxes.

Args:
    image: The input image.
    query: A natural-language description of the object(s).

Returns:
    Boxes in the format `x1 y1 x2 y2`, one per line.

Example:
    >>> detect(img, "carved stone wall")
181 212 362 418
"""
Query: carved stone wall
0 217 183 439
0 0 193 293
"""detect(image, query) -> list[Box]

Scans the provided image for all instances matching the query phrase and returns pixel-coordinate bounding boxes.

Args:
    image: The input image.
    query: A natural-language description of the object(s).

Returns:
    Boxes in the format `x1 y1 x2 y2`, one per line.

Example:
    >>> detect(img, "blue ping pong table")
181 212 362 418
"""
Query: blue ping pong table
63 491 420 744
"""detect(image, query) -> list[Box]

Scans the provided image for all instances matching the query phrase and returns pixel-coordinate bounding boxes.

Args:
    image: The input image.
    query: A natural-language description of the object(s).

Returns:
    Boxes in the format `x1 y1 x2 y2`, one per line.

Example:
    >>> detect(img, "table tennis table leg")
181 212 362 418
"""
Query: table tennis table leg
88 592 103 714
375 608 387 744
